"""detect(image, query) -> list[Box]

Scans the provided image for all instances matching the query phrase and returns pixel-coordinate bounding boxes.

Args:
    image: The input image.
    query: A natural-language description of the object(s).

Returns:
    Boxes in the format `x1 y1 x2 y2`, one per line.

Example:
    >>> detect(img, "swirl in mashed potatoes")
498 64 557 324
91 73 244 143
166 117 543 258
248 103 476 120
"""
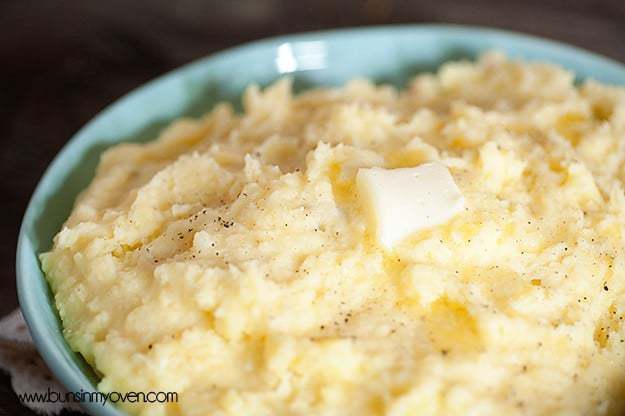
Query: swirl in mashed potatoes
42 53 625 415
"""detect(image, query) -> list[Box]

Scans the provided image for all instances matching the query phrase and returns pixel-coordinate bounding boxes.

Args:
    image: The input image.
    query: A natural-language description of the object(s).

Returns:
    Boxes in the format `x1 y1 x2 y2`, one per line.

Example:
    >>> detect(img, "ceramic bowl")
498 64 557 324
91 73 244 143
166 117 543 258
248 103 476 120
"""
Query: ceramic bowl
17 25 625 415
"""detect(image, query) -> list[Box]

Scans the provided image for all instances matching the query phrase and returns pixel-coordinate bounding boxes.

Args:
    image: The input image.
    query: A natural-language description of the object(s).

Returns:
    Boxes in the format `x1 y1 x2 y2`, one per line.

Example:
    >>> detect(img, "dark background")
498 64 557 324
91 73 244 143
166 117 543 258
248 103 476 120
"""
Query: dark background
1 1 624 414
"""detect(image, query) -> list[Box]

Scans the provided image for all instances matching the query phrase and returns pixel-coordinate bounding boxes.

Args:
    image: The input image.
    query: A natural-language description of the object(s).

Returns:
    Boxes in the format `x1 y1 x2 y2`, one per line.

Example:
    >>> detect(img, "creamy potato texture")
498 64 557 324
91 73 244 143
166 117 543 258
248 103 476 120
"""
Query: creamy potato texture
42 53 625 415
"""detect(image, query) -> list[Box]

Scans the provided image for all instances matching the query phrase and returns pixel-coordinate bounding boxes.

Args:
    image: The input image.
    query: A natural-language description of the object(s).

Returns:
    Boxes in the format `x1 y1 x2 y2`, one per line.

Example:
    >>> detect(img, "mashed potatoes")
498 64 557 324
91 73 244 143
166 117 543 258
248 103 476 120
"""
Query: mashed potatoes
41 53 625 415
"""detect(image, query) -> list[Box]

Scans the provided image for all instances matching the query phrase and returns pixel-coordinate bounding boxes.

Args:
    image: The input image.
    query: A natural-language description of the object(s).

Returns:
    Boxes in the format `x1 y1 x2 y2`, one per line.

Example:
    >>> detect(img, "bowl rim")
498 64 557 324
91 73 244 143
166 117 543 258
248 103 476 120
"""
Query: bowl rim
16 23 625 416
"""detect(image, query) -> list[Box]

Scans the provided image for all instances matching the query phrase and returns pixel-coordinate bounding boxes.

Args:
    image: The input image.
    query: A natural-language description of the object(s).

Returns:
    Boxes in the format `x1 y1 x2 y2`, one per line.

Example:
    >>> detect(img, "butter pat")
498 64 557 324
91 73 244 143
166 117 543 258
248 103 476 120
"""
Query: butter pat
356 162 464 248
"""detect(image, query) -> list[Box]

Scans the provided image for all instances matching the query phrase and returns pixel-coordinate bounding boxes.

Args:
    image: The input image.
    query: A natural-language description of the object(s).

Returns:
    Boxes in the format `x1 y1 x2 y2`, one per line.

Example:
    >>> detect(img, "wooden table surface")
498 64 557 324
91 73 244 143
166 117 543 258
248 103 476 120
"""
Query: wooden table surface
1 0 624 414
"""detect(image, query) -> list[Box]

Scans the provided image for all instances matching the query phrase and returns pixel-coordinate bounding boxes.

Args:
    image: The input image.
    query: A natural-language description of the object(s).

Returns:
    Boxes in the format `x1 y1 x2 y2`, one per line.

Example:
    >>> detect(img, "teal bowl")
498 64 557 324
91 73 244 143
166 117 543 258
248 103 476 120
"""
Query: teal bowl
16 24 625 415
